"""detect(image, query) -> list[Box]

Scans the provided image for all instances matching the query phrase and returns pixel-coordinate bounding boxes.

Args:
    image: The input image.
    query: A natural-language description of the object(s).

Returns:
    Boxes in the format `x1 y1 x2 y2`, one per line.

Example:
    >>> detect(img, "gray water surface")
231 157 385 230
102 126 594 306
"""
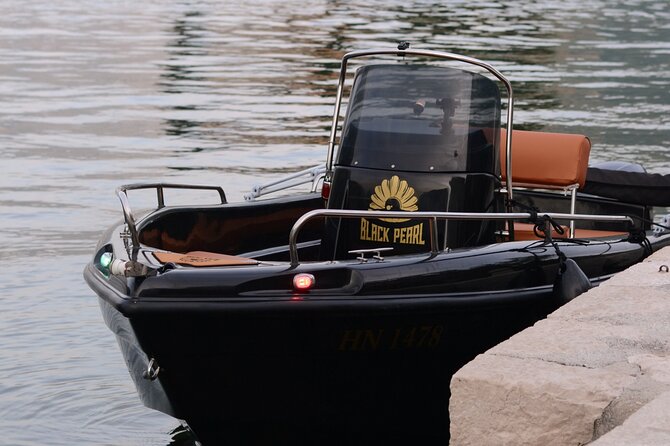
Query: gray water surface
1 1 669 444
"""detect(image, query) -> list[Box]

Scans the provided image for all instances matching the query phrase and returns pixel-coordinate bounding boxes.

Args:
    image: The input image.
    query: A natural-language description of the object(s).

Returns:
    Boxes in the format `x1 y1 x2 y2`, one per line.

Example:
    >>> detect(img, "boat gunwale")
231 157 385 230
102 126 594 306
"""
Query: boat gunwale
85 260 623 318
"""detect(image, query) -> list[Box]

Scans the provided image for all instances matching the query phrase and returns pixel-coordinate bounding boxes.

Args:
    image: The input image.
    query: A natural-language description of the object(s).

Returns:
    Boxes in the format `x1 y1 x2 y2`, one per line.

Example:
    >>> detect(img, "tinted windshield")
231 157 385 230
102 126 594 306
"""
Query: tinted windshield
336 64 501 173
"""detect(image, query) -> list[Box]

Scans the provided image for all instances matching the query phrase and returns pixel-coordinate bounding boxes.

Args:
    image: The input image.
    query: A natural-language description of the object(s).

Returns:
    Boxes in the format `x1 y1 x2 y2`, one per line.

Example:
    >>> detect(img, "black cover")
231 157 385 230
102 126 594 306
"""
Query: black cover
582 167 670 206
337 64 501 174
553 258 592 304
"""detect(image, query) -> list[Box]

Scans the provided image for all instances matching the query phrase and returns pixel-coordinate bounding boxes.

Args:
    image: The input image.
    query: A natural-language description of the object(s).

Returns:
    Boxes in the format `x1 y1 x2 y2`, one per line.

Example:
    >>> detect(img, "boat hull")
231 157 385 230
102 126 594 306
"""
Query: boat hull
89 262 568 444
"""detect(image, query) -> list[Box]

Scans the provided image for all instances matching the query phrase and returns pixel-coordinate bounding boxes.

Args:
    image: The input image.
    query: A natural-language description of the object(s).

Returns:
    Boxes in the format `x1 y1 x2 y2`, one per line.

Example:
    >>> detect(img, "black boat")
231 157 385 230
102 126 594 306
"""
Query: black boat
84 46 670 444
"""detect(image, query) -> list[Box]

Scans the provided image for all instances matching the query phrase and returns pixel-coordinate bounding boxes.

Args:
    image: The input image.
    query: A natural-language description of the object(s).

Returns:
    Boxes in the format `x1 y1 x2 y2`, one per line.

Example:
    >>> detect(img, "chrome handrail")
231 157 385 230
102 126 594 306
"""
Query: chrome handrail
116 183 227 249
288 209 633 267
243 164 326 201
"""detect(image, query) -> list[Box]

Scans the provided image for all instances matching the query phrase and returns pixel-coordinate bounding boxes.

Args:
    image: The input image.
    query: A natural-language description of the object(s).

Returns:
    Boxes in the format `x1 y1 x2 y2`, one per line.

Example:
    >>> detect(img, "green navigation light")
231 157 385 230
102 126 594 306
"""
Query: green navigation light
100 252 113 269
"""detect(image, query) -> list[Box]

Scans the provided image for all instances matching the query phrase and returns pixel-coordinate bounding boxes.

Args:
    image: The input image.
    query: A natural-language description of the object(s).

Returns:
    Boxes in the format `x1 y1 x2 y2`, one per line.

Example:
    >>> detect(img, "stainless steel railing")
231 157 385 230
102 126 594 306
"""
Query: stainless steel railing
243 164 326 201
288 209 633 267
116 183 227 249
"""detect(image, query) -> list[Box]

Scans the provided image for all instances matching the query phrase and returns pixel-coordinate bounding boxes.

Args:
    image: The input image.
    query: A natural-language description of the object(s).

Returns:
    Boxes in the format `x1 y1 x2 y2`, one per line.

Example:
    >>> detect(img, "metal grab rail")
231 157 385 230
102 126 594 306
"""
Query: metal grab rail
243 164 326 201
288 209 634 267
324 48 515 209
116 183 227 249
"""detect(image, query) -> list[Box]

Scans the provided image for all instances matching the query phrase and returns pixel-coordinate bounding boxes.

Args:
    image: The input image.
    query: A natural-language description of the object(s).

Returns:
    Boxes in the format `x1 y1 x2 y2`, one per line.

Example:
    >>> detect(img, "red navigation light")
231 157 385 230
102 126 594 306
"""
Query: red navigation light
321 181 331 200
293 273 315 291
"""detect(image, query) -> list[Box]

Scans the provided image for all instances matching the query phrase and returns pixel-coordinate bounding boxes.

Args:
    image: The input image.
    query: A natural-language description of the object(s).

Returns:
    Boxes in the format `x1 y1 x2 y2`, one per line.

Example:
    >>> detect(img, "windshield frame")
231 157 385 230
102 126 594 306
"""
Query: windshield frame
337 63 501 173
325 48 514 201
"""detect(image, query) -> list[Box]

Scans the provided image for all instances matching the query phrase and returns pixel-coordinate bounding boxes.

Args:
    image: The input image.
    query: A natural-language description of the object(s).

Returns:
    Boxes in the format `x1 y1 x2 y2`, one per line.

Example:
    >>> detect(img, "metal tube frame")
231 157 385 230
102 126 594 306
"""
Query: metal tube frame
288 209 633 267
324 48 515 207
243 164 326 201
116 183 227 249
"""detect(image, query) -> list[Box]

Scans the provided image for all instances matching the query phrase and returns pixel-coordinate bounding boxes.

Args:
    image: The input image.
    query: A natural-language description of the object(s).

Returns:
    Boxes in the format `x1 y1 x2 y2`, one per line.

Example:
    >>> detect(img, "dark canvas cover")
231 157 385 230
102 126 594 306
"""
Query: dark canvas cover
582 167 670 206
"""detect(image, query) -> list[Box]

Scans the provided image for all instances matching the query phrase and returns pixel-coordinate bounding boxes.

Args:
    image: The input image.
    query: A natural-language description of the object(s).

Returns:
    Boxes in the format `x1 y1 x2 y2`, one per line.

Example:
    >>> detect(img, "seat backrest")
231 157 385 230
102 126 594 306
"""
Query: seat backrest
500 129 591 189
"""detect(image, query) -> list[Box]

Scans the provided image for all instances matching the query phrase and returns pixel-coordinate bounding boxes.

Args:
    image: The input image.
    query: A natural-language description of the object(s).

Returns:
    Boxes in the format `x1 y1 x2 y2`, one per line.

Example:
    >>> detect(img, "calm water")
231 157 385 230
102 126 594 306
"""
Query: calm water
1 1 669 444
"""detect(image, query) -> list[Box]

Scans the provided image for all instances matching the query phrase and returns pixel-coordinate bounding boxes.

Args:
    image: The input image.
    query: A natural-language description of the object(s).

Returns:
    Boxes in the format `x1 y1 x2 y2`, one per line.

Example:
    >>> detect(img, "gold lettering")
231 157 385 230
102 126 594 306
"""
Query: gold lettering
381 226 389 242
359 218 393 243
339 325 444 351
339 329 384 351
428 325 444 347
390 328 402 349
401 327 416 348
360 218 368 240
416 326 432 347
339 329 363 351
394 227 404 244
363 329 384 350
391 223 426 245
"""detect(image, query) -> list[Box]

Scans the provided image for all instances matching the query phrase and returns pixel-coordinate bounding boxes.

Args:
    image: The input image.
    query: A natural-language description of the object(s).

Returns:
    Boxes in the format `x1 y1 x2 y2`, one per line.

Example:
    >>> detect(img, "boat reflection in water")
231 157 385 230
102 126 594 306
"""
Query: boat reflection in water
84 45 670 444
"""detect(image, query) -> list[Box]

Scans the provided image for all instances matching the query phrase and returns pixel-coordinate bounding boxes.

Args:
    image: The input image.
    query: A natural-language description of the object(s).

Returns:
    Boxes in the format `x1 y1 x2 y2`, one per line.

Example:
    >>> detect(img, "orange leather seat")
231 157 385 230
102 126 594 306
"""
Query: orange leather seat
500 129 591 189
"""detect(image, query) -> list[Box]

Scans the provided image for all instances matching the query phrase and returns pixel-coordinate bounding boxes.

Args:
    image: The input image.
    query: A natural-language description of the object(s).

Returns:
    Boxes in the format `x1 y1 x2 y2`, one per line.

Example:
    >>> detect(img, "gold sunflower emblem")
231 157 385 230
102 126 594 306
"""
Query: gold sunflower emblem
369 175 418 222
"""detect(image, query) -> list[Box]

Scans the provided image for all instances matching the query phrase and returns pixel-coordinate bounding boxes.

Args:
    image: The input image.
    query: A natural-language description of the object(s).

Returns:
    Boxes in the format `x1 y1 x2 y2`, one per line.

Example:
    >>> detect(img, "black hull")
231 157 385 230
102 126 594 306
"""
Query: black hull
91 270 562 444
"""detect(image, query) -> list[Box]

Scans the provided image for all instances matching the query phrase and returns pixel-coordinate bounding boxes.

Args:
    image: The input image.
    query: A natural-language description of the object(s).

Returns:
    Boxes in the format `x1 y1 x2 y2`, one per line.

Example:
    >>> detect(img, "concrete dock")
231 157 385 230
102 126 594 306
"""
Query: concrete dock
449 246 670 445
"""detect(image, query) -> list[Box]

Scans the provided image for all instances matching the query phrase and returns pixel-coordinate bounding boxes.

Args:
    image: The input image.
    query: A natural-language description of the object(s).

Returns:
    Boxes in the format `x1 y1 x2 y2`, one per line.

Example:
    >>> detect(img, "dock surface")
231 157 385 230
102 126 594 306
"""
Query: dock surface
450 246 670 445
